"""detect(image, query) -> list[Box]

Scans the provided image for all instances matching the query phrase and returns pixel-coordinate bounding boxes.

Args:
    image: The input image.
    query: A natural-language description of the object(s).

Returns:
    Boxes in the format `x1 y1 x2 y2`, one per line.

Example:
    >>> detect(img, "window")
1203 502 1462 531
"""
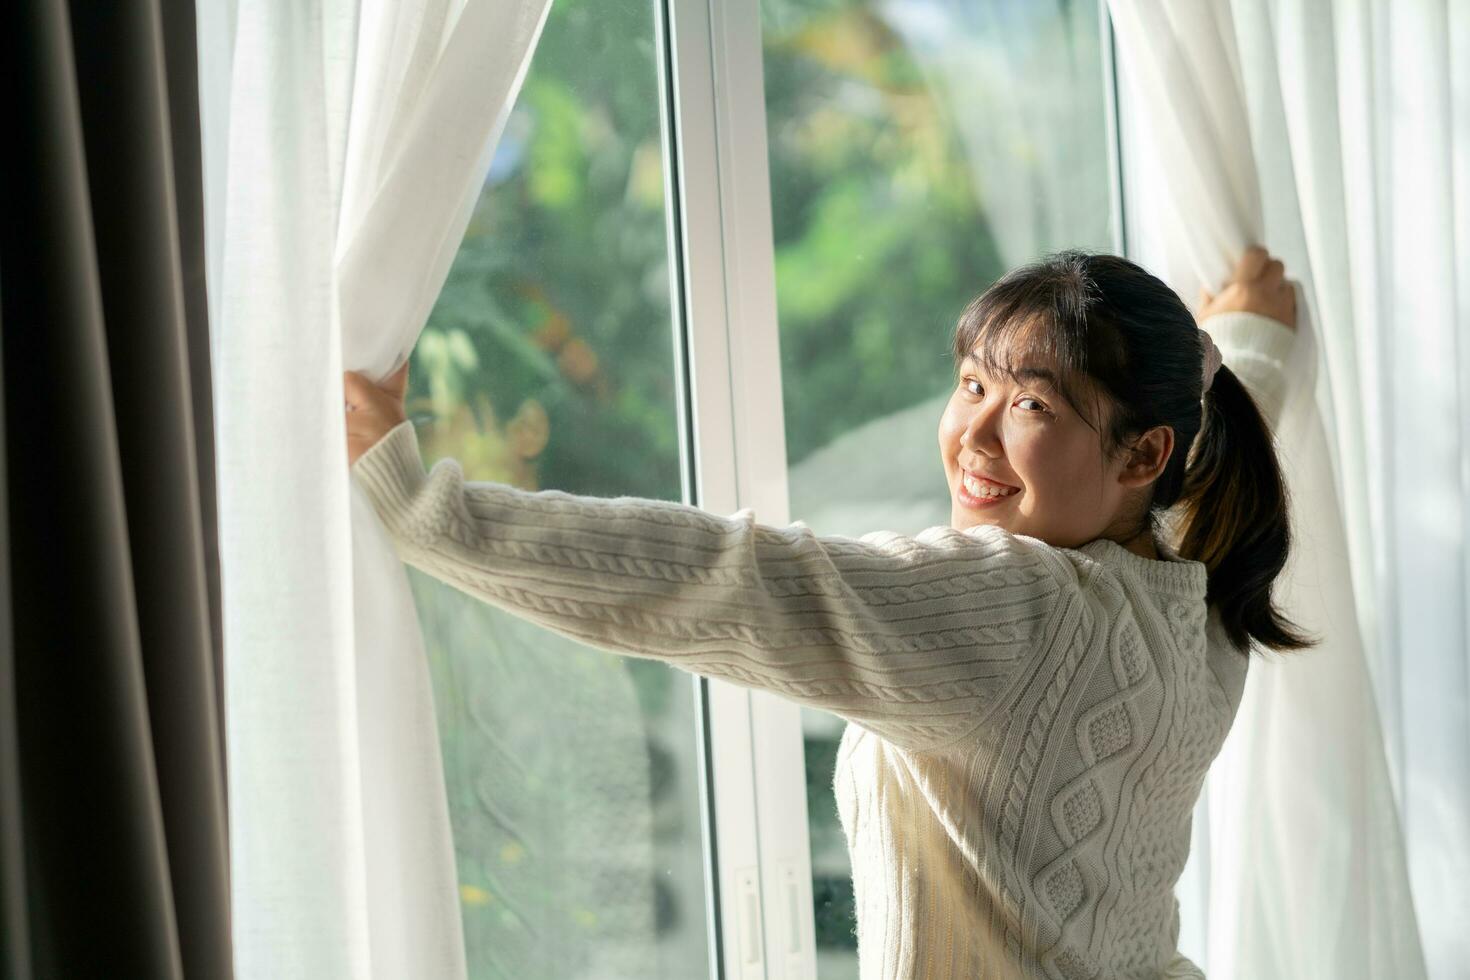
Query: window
409 2 710 976
407 0 1120 975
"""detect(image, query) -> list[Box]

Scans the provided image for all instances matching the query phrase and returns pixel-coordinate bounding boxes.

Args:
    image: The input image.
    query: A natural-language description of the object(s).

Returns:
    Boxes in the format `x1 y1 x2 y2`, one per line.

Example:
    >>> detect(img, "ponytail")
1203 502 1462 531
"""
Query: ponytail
1172 365 1315 652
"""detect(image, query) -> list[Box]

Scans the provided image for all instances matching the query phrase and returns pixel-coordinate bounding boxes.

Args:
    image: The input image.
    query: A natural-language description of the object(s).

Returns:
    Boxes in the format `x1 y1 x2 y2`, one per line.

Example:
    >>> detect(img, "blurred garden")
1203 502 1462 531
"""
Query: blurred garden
405 0 1105 497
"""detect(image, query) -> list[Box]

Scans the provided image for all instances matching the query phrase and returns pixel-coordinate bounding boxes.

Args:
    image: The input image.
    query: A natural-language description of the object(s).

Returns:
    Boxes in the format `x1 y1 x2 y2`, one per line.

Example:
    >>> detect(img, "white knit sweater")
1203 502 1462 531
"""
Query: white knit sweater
350 312 1296 979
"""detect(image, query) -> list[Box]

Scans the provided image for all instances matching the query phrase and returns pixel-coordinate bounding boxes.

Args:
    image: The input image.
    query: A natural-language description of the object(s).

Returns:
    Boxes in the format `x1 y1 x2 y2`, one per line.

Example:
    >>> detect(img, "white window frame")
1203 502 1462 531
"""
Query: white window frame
659 1 817 977
659 1 1127 975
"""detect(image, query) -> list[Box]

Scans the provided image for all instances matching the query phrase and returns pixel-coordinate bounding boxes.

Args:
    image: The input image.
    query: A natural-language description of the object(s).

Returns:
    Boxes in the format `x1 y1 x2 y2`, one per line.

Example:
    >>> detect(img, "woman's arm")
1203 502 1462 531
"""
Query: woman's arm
1203 310 1296 428
1198 246 1299 428
350 420 1079 752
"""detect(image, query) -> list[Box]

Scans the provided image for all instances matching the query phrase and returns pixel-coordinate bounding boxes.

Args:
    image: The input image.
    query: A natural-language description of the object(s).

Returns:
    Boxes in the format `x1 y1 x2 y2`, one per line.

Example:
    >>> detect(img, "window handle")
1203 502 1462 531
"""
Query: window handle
737 866 764 978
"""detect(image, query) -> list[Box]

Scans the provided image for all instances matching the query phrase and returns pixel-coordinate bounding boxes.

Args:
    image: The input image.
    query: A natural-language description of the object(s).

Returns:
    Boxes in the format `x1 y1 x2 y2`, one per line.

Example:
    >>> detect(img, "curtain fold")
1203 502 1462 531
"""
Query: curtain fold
0 0 231 977
198 0 552 975
1109 0 1461 975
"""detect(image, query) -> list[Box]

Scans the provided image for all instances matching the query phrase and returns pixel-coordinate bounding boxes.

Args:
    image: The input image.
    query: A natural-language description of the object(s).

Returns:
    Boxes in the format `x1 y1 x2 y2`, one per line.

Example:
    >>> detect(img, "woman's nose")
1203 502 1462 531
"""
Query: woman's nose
961 400 1004 457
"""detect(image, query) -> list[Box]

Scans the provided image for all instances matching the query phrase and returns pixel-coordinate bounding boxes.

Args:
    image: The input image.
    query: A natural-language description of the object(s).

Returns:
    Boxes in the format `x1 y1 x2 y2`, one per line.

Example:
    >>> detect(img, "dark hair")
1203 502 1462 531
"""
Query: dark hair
951 250 1314 655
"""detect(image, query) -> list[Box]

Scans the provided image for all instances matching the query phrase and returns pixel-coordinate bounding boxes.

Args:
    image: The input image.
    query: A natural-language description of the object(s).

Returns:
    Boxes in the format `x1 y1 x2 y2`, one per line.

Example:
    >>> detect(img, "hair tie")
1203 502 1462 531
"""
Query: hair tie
1199 327 1223 395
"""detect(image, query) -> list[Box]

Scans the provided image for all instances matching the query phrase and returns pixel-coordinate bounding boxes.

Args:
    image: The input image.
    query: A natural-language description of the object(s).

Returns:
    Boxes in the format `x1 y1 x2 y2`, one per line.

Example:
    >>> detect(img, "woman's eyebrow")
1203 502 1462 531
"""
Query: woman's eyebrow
960 355 1059 387
1014 366 1059 385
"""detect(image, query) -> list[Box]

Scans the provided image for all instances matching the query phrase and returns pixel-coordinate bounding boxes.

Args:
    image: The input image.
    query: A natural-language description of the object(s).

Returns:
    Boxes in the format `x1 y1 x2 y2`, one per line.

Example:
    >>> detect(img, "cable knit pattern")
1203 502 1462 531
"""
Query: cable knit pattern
350 312 1294 978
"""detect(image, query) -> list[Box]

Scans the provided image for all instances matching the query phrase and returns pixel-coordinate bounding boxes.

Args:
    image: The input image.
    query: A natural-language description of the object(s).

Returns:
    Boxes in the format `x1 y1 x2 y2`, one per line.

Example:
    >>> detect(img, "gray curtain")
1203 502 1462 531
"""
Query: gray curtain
0 0 230 977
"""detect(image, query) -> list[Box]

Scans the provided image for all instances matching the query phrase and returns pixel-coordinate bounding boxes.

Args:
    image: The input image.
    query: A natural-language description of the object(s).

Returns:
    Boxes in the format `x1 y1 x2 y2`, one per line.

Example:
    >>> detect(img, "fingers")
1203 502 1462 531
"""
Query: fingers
343 370 374 411
343 365 407 426
1199 247 1299 329
1233 245 1287 288
343 368 405 413
344 411 381 445
1234 245 1269 281
343 368 410 467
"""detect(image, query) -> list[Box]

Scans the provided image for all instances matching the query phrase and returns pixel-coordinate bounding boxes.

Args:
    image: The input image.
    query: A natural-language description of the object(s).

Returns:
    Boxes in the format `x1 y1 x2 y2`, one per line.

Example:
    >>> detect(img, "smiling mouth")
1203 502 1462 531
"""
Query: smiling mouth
958 473 1017 511
958 470 1017 493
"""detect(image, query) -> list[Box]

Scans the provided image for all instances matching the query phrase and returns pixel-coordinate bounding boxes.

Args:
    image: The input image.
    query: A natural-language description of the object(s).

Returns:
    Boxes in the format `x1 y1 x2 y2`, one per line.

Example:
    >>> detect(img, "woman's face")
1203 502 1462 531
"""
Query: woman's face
938 345 1142 549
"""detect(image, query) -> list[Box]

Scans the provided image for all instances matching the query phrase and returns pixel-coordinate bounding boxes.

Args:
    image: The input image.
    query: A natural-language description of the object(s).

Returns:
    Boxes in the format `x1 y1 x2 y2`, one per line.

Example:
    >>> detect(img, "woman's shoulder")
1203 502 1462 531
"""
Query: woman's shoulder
890 525 1192 596
861 527 1211 624
802 523 1090 629
855 522 1087 585
1062 536 1209 603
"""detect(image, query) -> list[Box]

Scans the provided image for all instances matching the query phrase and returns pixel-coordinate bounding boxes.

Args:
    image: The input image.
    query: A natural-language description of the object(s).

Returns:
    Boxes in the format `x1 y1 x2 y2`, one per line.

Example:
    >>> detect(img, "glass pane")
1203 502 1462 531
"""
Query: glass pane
759 1 1115 974
406 2 710 977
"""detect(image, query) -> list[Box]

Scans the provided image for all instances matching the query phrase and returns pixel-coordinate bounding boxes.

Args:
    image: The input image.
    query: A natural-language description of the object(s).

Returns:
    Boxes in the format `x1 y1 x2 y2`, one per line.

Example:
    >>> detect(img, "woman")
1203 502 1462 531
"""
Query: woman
343 246 1310 978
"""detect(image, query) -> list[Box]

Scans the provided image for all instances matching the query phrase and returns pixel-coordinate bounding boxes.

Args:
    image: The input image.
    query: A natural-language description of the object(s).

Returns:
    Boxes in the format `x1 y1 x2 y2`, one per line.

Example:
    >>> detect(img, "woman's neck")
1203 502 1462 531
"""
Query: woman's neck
1120 530 1160 561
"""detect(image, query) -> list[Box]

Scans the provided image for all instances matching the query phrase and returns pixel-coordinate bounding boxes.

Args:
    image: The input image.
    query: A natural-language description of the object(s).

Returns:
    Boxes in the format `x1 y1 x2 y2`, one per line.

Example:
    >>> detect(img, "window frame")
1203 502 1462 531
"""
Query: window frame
659 0 818 976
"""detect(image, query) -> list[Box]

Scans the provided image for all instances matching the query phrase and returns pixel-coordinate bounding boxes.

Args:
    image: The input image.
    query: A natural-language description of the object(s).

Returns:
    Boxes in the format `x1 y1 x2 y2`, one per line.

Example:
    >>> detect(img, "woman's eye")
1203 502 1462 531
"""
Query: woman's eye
961 381 1046 414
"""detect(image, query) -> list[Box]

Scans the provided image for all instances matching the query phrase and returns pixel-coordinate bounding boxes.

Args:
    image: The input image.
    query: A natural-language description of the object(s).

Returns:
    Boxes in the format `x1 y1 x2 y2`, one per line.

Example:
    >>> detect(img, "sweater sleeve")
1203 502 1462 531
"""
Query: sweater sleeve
351 420 1077 751
1202 310 1297 428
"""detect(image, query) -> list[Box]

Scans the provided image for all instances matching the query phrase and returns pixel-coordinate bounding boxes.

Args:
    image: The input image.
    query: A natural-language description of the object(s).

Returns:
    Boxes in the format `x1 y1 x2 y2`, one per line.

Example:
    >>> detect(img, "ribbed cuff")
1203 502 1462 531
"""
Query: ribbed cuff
1201 311 1296 367
350 419 429 542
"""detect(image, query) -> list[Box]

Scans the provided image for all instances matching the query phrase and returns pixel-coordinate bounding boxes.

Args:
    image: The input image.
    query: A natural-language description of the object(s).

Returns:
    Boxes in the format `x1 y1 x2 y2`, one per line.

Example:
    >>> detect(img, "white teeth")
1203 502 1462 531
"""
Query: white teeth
963 474 1016 498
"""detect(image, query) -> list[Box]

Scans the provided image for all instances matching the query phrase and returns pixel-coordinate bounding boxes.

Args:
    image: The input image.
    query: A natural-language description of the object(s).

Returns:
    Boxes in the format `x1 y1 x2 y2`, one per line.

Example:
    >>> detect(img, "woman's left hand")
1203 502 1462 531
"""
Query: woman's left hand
343 362 409 466
1198 245 1297 329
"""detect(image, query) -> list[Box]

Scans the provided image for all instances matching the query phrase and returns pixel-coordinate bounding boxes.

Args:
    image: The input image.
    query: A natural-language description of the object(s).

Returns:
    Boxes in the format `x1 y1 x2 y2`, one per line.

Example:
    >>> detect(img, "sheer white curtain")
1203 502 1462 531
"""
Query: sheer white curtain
1110 0 1468 975
881 0 1114 269
196 1 552 975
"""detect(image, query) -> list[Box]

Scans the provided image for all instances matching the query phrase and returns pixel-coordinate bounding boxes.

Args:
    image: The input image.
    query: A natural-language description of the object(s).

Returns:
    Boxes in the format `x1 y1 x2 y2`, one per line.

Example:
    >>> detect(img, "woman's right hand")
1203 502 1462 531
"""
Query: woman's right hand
343 361 410 467
1198 245 1297 329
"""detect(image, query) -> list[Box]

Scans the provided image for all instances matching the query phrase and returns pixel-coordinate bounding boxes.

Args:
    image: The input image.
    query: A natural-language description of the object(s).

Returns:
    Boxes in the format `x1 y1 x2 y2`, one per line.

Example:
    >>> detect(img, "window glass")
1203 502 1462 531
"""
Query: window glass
759 1 1115 973
407 2 710 976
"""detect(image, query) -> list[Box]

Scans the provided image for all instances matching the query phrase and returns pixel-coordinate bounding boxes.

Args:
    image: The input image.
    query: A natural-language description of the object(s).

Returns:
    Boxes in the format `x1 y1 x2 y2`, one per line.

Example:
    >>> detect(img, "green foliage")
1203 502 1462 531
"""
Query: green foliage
762 5 1012 461
416 0 1019 501
417 0 681 501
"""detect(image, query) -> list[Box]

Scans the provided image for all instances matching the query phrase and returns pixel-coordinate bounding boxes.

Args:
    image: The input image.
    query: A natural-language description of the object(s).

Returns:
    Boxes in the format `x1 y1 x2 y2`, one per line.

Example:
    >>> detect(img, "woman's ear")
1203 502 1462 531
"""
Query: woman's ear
1119 425 1174 488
